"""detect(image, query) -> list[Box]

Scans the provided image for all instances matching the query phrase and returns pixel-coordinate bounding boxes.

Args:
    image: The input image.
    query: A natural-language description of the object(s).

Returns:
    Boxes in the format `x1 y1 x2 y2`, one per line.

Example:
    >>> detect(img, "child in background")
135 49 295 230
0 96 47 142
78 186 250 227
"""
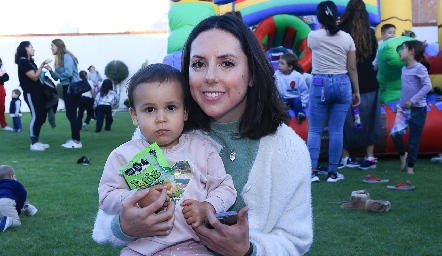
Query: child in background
97 64 236 255
88 65 102 96
274 53 309 123
77 71 95 131
93 79 119 132
390 40 432 174
9 89 22 132
0 165 38 232
372 23 396 71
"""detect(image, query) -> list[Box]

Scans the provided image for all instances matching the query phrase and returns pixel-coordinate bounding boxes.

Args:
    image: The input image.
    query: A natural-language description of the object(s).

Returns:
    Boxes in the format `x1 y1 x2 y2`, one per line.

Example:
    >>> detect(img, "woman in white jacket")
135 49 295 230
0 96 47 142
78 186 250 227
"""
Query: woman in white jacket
93 14 313 256
94 79 119 132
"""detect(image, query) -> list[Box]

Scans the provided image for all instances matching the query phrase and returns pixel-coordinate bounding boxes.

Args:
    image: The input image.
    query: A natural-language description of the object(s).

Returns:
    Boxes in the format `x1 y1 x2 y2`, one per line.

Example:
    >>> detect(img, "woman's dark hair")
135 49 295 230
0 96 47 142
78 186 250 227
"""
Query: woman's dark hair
339 0 375 63
15 41 33 64
316 1 340 35
402 40 431 71
181 14 289 139
280 53 304 74
126 63 192 131
100 79 113 96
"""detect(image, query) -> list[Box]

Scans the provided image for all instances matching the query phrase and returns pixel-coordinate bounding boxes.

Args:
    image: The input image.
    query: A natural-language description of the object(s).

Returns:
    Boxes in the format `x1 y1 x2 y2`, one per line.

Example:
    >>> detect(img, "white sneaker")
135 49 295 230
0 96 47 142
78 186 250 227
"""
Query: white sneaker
62 140 82 148
23 203 38 216
2 126 13 131
0 216 12 232
30 143 45 151
35 142 50 149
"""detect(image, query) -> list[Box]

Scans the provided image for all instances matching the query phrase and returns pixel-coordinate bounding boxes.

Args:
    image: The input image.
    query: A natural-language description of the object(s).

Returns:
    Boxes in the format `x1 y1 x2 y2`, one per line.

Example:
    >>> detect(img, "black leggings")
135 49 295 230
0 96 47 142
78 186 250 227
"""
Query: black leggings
63 86 81 141
24 92 47 144
95 105 113 132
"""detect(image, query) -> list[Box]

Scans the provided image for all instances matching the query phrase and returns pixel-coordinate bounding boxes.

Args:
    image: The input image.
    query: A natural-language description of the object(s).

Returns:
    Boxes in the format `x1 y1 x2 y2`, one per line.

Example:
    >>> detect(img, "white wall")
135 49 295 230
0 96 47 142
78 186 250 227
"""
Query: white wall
0 33 168 112
412 26 438 44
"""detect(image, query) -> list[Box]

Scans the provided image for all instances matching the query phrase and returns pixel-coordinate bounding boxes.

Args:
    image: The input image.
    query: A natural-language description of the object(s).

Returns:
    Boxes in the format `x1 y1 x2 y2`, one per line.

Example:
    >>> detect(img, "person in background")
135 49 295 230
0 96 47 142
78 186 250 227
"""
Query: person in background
88 65 103 96
0 58 13 131
372 23 396 71
390 40 432 175
9 89 22 133
98 63 236 255
307 1 360 182
338 0 383 170
0 165 38 232
94 79 119 132
77 70 95 131
15 41 52 151
274 53 309 123
92 14 313 256
46 39 82 149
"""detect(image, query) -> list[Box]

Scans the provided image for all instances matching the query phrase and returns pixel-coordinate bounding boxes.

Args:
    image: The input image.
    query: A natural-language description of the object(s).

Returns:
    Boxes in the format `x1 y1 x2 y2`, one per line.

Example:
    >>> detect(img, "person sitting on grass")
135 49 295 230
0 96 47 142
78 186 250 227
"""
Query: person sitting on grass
0 165 37 232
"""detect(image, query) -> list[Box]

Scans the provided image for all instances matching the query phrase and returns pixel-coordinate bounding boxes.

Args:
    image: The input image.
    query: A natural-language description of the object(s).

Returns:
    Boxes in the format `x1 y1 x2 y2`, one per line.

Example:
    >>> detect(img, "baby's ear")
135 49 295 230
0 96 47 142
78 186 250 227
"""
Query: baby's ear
129 108 139 126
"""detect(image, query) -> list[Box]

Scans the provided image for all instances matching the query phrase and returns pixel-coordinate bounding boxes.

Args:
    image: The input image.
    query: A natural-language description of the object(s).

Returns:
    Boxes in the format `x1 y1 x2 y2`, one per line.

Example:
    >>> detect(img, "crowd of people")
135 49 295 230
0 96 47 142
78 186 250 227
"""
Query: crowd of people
0 38 119 151
0 2 438 256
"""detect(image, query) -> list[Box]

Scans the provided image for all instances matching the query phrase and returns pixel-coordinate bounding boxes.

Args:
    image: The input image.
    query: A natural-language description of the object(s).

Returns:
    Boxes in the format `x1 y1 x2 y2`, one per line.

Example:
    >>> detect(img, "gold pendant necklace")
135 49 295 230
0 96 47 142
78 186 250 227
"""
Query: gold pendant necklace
211 129 236 161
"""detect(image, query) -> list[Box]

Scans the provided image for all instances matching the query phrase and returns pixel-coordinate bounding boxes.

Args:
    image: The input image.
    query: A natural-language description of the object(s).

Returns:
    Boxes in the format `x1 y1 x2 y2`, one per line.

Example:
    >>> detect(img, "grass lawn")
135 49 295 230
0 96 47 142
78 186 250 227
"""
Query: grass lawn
1 112 441 255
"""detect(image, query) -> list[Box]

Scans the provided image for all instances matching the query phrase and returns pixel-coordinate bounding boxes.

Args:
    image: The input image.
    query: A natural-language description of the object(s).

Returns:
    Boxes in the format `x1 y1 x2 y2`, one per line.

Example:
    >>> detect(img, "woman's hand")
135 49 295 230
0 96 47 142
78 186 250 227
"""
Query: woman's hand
44 65 52 71
120 188 175 238
41 58 52 68
351 92 360 107
194 206 251 255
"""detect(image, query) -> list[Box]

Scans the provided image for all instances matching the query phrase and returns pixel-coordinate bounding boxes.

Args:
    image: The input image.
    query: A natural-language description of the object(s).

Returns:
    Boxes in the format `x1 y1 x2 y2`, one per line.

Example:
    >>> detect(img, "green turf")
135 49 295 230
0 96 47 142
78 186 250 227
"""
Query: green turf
1 112 441 255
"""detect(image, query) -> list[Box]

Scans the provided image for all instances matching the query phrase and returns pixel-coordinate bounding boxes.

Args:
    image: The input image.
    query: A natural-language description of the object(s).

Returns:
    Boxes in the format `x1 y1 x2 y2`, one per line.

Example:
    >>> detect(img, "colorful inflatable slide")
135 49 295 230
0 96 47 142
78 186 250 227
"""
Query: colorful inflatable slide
164 0 442 155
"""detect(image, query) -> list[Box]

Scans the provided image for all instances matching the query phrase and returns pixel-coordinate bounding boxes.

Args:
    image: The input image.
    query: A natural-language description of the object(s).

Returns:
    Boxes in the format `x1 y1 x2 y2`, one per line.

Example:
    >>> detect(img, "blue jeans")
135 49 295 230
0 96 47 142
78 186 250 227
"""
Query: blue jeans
307 74 352 171
390 106 427 164
287 97 305 117
12 116 22 130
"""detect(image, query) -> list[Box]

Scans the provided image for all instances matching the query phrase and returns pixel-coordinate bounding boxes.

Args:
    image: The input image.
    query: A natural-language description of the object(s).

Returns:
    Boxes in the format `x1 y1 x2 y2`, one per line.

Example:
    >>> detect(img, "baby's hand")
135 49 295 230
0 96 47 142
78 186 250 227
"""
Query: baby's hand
138 185 168 208
181 200 215 228
404 100 412 109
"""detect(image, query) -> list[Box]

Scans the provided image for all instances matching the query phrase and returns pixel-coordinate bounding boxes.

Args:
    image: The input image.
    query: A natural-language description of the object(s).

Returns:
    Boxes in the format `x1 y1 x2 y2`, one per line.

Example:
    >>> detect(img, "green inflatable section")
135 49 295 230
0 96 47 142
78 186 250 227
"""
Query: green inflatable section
168 3 216 54
377 36 415 103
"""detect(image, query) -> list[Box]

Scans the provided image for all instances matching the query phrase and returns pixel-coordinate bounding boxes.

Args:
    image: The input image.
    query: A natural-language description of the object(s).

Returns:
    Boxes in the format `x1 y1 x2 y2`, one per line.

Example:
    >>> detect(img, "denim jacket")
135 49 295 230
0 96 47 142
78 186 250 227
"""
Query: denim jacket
49 53 80 86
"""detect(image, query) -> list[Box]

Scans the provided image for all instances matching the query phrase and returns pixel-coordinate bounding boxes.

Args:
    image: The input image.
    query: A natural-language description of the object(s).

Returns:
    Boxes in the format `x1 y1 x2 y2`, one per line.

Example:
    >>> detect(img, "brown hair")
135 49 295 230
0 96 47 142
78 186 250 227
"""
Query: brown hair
52 39 78 68
12 89 21 96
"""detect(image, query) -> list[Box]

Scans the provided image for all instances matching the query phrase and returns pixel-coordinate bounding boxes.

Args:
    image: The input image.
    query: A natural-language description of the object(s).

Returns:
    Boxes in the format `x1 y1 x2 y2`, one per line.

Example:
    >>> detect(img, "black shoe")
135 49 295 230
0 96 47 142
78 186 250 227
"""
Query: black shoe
77 156 87 164
82 158 91 165
297 113 306 124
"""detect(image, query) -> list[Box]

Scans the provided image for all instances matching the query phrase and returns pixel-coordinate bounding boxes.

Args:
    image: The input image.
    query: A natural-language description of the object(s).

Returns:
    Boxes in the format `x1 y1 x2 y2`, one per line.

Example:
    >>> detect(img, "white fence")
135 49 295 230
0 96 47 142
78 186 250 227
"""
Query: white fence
0 32 168 112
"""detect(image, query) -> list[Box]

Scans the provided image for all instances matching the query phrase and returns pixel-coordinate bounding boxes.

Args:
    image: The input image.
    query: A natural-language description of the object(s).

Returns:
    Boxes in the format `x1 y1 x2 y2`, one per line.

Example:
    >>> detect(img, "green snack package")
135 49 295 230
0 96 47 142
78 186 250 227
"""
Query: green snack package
119 142 182 197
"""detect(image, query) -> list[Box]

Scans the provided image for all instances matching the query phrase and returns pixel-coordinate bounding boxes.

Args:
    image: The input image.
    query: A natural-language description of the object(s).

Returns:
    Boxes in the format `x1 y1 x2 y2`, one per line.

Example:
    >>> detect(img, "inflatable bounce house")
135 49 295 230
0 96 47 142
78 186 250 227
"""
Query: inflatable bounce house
163 0 442 155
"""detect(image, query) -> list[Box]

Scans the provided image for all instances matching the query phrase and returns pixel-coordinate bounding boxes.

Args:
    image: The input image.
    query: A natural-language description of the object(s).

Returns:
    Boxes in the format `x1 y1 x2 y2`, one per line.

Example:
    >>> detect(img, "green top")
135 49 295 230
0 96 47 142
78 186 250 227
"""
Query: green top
209 121 259 212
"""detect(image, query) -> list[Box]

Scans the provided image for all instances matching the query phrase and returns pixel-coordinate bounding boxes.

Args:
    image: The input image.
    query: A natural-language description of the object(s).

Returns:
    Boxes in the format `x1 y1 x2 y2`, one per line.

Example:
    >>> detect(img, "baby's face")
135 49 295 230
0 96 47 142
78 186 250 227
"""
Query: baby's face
382 27 396 40
11 91 18 98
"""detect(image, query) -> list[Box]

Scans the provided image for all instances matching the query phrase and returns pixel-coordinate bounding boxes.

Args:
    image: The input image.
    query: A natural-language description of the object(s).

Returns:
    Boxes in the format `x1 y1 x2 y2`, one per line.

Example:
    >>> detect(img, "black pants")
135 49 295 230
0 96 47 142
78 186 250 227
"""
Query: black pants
78 96 94 125
24 92 47 144
95 105 113 132
63 86 81 141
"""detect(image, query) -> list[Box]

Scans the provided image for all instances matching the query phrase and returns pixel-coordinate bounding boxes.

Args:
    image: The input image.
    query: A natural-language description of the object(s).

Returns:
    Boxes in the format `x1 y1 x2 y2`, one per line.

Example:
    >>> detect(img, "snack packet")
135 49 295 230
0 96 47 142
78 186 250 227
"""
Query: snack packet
119 142 183 197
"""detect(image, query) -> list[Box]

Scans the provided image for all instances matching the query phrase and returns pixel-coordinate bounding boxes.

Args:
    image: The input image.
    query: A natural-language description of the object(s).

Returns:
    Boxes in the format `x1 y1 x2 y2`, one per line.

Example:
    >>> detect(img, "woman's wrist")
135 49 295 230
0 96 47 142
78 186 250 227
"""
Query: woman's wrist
244 242 253 256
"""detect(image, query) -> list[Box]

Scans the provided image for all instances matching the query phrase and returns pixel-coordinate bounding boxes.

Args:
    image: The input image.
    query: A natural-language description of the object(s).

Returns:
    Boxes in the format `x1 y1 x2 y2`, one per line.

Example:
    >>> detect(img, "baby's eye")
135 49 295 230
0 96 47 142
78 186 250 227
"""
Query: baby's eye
191 60 205 69
166 105 177 111
222 60 235 68
145 107 155 113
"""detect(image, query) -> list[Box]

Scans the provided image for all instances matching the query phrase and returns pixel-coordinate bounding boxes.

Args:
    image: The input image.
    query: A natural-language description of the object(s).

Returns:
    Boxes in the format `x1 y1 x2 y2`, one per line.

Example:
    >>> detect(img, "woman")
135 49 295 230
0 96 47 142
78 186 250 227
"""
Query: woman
308 1 360 182
92 14 313 255
46 39 82 148
338 0 382 170
15 41 52 151
93 79 119 132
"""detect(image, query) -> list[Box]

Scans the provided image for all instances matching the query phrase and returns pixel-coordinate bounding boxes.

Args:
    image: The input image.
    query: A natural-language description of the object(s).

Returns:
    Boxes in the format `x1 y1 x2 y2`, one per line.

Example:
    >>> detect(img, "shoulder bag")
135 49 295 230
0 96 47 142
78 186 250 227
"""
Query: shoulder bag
69 78 91 96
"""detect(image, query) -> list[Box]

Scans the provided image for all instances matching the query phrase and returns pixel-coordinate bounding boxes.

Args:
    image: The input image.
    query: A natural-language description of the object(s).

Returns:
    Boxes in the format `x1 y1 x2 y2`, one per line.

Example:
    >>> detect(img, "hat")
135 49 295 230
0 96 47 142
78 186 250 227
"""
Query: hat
87 65 94 71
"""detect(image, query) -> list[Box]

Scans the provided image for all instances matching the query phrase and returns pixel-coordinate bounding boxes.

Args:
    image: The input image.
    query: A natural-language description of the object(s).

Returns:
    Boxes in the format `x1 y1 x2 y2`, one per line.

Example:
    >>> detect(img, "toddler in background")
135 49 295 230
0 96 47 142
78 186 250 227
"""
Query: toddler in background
390 40 432 174
372 23 396 71
9 89 22 132
274 53 309 123
0 165 37 232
